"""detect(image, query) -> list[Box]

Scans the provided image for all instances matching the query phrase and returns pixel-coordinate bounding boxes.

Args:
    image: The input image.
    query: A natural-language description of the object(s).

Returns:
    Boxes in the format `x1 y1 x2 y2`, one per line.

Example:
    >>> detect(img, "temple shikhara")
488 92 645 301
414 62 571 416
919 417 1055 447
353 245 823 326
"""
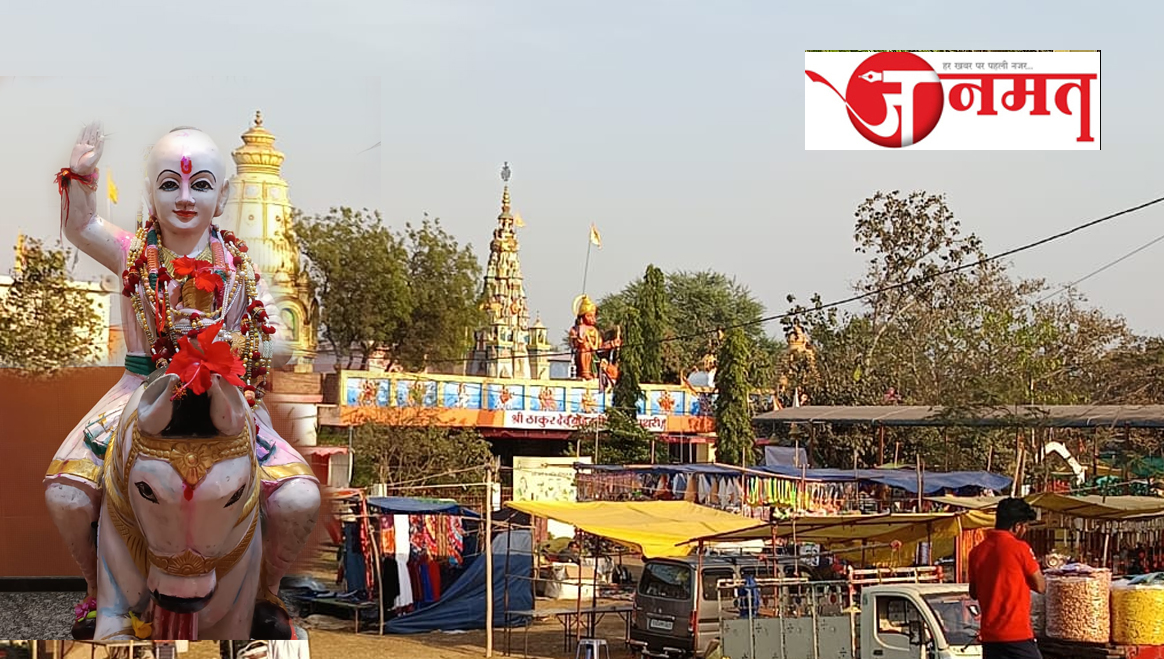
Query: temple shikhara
466 163 553 380
221 111 319 373
218 112 331 464
320 162 718 449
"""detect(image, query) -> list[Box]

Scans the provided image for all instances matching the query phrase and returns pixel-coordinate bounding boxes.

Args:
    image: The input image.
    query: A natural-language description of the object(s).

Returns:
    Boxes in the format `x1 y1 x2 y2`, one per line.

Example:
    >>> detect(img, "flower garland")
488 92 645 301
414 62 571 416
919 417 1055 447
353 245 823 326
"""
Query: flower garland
122 221 276 407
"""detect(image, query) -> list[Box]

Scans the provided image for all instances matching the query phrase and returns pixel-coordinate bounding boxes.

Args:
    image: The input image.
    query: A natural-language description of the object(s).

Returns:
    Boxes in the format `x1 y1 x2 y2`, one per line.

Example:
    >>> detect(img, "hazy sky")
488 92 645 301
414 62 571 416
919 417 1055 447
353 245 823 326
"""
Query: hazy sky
2 1 1159 351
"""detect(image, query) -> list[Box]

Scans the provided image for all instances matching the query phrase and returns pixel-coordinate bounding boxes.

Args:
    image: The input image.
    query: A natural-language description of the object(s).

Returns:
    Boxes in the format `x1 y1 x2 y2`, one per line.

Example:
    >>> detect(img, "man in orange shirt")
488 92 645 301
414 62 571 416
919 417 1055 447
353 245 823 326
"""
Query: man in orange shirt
969 498 1046 659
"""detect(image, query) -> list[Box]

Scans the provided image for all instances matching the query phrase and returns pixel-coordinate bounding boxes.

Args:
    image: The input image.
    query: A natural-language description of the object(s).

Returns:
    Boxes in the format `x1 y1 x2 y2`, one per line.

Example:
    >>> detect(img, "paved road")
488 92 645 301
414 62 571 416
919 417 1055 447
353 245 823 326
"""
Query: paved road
0 590 83 639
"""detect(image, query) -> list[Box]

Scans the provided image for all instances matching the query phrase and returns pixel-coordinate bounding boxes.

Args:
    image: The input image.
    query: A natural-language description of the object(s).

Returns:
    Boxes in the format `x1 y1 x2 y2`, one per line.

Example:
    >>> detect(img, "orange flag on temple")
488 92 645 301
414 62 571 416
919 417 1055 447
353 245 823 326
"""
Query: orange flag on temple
589 223 602 248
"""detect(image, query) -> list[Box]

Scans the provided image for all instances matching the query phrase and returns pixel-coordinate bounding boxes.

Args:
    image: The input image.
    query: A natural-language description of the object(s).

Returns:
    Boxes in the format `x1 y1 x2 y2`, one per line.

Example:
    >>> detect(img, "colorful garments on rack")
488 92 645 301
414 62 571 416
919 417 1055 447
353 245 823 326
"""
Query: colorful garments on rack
577 469 859 516
393 514 414 609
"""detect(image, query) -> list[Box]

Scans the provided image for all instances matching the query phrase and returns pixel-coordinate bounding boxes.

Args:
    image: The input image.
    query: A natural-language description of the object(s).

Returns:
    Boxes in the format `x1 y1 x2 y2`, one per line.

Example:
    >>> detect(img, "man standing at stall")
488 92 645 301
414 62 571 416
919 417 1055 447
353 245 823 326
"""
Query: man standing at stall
969 497 1046 659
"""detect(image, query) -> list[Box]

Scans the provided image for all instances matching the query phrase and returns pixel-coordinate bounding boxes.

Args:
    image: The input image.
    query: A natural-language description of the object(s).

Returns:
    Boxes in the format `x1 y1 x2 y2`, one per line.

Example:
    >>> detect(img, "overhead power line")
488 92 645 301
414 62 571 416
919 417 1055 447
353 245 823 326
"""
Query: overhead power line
405 194 1164 367
1035 230 1164 305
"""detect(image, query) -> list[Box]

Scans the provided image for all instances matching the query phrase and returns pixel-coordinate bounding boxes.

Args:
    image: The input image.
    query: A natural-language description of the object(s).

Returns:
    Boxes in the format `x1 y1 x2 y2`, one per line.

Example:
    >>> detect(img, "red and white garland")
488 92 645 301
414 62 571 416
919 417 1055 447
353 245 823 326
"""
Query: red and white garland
122 221 276 407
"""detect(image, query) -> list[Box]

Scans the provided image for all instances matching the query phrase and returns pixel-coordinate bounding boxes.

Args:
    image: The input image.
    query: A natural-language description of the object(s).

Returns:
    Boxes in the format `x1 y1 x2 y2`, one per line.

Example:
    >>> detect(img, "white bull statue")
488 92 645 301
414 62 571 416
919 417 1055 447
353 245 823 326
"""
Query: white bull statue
95 372 272 640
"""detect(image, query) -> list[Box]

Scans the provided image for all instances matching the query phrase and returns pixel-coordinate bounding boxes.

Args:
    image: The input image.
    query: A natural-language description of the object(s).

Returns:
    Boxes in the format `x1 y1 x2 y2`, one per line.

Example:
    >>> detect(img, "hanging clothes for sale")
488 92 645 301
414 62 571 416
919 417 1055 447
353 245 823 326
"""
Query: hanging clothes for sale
352 495 483 613
341 521 368 598
393 514 414 609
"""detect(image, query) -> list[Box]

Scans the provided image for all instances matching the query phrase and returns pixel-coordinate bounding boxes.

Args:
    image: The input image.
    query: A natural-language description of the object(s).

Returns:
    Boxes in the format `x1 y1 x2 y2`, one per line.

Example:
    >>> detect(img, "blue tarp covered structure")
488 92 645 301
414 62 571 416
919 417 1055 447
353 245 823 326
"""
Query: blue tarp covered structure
751 466 1011 494
575 463 1009 496
364 496 481 518
384 530 533 634
870 469 1011 494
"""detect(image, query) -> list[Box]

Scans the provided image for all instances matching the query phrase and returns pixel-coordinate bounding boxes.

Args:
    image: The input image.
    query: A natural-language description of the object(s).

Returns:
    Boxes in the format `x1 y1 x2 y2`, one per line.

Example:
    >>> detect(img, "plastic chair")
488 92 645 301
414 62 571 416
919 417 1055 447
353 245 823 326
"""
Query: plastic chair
575 638 610 659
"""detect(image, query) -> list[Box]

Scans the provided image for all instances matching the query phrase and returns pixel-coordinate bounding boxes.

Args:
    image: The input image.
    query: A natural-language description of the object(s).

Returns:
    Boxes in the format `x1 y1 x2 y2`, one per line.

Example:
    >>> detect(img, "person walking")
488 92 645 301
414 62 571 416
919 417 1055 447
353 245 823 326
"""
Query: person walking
969 497 1046 659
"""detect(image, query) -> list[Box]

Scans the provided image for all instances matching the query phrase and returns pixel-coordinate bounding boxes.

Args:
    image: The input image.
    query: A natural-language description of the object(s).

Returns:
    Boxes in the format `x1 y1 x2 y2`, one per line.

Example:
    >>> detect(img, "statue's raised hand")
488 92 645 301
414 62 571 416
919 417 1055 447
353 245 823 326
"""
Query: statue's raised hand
70 121 105 176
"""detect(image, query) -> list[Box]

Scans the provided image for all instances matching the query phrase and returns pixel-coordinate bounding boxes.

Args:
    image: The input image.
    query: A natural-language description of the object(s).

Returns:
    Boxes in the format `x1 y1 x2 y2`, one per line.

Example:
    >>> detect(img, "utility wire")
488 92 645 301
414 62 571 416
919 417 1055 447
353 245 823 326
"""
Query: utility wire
366 194 1164 367
1034 230 1164 305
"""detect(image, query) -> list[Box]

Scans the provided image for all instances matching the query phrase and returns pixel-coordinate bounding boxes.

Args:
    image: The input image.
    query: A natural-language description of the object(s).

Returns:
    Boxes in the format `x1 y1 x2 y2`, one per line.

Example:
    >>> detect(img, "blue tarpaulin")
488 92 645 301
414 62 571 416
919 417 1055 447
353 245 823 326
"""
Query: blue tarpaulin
751 466 1011 494
764 446 808 468
364 496 481 518
575 464 1010 495
384 530 533 634
871 470 1012 494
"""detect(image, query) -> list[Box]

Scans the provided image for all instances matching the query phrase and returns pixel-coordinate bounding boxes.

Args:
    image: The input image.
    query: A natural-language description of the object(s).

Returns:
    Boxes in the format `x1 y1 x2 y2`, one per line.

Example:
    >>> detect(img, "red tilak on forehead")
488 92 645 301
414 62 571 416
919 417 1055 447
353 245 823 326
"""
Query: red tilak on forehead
180 156 192 175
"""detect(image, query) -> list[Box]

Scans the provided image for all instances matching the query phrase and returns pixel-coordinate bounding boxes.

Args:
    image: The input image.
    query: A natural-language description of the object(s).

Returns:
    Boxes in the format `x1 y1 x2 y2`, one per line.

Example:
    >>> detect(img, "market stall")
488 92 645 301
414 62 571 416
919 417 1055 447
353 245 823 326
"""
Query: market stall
505 500 761 558
574 462 1012 518
686 510 995 573
505 500 761 648
292 492 505 635
336 495 481 610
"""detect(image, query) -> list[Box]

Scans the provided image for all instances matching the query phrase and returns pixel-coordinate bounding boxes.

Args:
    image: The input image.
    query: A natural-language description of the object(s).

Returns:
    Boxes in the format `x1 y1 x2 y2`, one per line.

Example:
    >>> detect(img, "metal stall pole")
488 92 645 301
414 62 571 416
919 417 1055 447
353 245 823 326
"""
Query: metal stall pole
486 461 496 658
749 573 756 659
368 505 385 636
589 536 600 638
504 521 512 656
575 532 584 648
696 542 704 656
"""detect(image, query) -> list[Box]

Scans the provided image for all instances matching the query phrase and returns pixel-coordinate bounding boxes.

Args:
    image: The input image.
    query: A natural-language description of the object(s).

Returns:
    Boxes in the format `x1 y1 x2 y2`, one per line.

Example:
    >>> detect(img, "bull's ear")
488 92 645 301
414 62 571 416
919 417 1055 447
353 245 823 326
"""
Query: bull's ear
138 373 180 435
207 374 248 437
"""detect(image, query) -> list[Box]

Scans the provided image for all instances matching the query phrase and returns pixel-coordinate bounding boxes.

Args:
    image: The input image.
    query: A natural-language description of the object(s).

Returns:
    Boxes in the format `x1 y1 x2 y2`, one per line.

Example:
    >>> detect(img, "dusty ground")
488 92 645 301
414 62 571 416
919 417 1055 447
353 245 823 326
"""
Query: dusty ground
37 544 640 659
55 613 635 659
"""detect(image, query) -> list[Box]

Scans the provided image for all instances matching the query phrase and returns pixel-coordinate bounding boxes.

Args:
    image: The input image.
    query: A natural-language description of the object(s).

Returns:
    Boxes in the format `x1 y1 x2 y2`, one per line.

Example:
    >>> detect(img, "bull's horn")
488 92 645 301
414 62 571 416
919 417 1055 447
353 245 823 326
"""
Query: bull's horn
207 374 248 437
138 373 181 435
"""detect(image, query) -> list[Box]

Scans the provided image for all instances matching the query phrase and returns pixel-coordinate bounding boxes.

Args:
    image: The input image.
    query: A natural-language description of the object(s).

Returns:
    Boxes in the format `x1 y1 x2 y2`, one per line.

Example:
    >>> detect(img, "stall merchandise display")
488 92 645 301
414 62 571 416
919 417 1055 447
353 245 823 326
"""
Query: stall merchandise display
576 469 857 516
1044 565 1111 643
1111 572 1164 645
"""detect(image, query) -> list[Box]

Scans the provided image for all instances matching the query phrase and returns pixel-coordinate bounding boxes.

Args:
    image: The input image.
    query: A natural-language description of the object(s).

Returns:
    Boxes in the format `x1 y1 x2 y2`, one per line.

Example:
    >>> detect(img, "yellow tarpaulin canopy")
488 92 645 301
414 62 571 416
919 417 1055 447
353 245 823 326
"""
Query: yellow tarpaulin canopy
683 511 996 567
1025 493 1164 520
505 500 759 558
687 512 992 544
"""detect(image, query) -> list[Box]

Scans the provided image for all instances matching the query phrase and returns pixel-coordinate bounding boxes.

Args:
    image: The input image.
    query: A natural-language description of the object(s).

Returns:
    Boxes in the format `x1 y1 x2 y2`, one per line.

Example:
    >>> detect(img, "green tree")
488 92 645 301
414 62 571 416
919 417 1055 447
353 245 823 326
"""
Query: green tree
637 265 667 383
714 327 754 466
778 190 1134 472
350 422 493 487
294 208 484 371
608 307 652 463
570 415 654 465
293 207 411 370
0 237 104 372
394 214 485 371
599 269 780 386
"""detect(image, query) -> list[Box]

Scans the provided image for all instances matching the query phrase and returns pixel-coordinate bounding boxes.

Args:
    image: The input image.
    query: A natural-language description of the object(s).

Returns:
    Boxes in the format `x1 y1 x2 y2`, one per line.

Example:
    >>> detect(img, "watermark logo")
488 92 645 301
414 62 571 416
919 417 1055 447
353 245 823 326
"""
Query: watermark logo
804 51 1100 150
807 51 944 147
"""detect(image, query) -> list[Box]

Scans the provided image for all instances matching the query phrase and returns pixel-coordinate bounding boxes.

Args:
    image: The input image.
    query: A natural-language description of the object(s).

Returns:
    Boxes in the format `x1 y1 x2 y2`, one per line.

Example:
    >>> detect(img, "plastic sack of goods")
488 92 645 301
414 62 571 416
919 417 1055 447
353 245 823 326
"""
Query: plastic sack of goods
1044 564 1111 644
1112 572 1164 645
1030 591 1045 637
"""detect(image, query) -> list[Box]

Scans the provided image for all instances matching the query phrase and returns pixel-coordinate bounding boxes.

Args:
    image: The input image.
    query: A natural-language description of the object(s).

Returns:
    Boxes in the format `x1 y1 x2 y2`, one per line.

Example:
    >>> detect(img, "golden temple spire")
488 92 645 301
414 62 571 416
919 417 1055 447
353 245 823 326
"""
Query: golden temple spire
232 108 284 175
221 111 317 370
470 162 534 379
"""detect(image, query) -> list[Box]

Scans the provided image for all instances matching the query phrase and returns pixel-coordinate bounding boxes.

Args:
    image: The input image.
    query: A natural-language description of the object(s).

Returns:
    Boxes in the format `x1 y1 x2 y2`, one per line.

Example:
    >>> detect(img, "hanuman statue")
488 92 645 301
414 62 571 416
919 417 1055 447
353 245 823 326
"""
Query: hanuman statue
568 294 621 385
